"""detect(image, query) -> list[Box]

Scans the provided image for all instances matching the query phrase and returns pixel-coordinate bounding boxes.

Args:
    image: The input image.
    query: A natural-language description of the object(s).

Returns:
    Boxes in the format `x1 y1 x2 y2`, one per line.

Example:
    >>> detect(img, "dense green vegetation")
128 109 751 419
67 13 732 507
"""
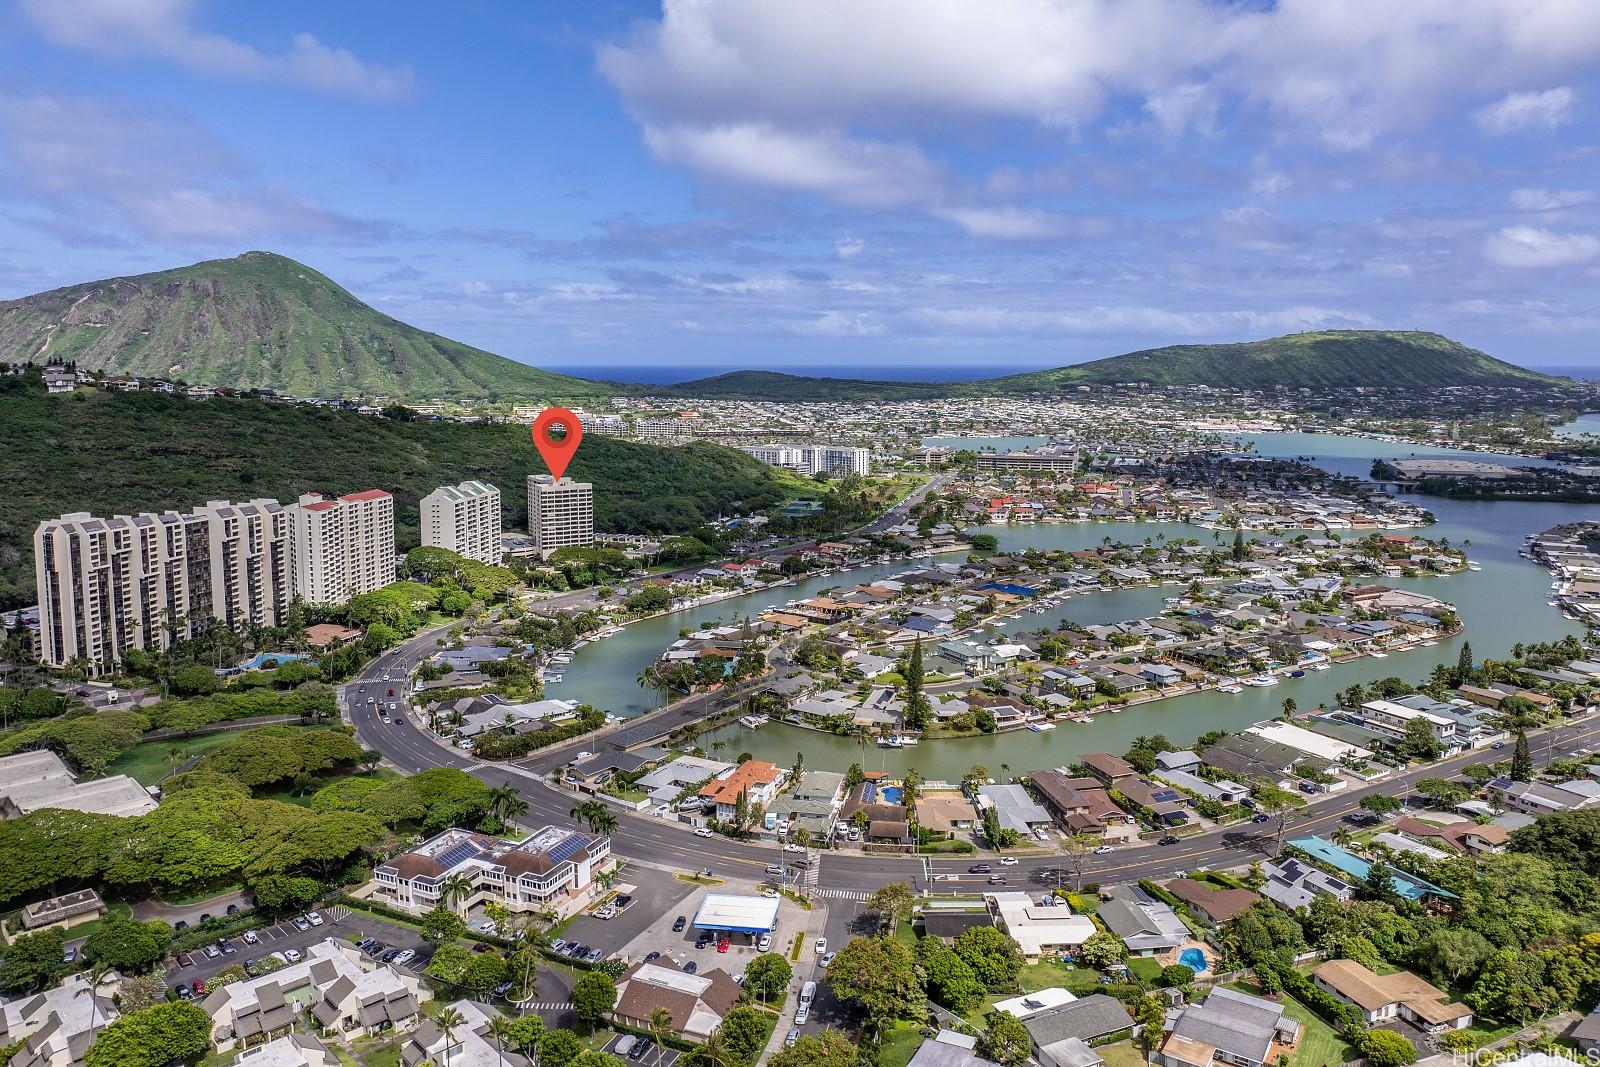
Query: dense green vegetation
0 377 801 607
0 252 613 400
660 331 1560 398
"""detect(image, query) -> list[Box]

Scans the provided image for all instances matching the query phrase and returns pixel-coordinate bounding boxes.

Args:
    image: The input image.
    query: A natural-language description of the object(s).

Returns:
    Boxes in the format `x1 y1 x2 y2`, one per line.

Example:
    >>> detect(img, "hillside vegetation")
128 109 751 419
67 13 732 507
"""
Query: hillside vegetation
661 331 1562 398
0 252 611 402
0 379 802 609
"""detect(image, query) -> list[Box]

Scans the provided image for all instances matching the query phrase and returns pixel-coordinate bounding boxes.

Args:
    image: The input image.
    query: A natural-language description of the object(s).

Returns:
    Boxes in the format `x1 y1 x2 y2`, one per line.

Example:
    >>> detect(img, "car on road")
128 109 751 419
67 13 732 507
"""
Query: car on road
694 827 715 839
391 949 416 967
968 863 992 873
783 843 804 852
998 856 1018 866
986 876 1007 885
1093 845 1114 855
1251 813 1272 823
242 930 259 945
786 1029 801 1047
1491 741 1507 750
62 945 76 964
814 937 827 954
1158 835 1181 846
821 951 836 967
765 864 783 875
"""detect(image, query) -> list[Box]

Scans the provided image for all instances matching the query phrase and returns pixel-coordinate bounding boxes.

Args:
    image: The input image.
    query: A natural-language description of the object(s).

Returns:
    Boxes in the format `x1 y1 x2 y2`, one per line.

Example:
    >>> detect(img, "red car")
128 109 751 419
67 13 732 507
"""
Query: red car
717 938 730 953
192 979 207 995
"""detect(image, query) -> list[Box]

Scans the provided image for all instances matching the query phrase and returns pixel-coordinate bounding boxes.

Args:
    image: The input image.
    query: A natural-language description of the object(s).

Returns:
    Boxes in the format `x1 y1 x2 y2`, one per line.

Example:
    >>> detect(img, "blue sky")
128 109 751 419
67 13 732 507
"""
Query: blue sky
2 1 1600 377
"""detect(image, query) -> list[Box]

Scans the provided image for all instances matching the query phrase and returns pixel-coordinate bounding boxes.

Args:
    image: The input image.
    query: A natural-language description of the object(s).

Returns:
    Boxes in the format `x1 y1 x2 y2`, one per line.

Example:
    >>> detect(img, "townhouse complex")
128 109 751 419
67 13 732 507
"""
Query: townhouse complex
369 824 612 918
420 479 503 564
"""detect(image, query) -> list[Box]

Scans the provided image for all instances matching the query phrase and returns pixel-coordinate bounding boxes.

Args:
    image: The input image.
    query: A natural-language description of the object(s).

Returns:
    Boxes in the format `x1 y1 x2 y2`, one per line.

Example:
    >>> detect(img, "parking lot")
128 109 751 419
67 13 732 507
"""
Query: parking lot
553 866 696 963
599 1032 681 1067
165 906 434 992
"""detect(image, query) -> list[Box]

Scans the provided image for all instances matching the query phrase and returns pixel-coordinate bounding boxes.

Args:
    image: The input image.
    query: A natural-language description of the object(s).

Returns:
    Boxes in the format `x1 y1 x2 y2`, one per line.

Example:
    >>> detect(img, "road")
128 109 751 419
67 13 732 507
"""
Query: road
345 624 1600 895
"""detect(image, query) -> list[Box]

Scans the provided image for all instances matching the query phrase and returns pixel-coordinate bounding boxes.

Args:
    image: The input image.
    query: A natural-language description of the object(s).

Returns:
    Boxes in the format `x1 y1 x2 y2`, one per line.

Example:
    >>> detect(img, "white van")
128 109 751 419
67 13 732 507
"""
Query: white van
800 981 817 1006
614 1036 638 1058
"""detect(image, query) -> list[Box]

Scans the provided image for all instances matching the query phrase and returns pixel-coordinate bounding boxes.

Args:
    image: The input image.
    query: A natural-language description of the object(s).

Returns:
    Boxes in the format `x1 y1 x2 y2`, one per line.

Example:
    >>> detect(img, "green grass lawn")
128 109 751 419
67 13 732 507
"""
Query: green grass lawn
1097 1041 1147 1067
106 732 241 785
1017 958 1109 995
878 1021 928 1067
1226 981 1356 1067
1128 957 1164 983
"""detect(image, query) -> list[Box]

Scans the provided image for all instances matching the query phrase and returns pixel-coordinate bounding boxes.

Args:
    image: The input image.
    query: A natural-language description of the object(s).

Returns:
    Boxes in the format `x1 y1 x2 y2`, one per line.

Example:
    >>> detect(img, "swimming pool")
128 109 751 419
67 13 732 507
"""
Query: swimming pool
880 786 904 804
240 652 311 671
1178 948 1208 973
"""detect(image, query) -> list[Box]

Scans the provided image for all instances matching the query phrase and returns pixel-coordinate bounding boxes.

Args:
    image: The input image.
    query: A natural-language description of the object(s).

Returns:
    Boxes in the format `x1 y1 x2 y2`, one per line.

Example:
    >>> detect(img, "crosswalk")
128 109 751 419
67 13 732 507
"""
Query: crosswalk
811 888 869 902
524 1002 571 1012
802 851 822 894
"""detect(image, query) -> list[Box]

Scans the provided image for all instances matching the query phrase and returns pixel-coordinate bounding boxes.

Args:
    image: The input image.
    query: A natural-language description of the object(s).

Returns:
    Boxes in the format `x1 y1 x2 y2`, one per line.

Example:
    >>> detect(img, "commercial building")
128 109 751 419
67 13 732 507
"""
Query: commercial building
0 750 157 819
977 449 1079 475
370 825 611 918
286 490 395 606
526 475 594 557
202 938 426 1052
421 480 503 565
691 894 781 936
612 960 741 1040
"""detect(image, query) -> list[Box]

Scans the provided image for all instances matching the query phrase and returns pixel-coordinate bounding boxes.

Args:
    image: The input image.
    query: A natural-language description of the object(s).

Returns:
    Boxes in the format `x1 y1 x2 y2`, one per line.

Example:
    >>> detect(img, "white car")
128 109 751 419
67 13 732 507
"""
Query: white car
242 930 259 945
783 843 805 853
305 911 323 927
283 948 303 963
759 887 779 899
758 934 772 951
1094 845 1114 855
391 949 416 967
595 906 617 920
814 937 827 954
474 920 498 934
794 1005 810 1025
694 827 715 839
998 856 1018 866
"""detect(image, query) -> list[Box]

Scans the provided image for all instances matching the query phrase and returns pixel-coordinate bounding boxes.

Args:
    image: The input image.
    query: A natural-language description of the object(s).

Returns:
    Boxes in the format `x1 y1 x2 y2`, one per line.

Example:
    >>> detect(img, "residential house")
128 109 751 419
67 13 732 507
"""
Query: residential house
976 784 1055 837
1028 771 1135 836
1095 895 1188 956
1259 857 1354 911
1393 817 1509 855
917 793 980 838
1163 879 1260 926
403 1000 529 1067
1485 777 1600 816
1024 996 1135 1067
1311 960 1472 1033
1079 753 1136 786
989 892 1098 959
0 972 118 1067
699 760 787 820
1156 987 1301 1067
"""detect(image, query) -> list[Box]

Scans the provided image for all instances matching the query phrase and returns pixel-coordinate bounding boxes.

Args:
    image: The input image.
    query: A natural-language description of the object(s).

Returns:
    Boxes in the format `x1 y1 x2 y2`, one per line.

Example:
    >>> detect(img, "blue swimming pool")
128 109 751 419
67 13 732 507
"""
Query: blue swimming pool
240 652 311 671
880 786 904 804
1178 948 1208 973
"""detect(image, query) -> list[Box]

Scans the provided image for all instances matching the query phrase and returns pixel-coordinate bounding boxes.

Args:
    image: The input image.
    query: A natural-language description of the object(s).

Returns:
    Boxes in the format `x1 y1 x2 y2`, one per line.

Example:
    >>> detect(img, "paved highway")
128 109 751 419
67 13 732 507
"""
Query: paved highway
345 625 1600 895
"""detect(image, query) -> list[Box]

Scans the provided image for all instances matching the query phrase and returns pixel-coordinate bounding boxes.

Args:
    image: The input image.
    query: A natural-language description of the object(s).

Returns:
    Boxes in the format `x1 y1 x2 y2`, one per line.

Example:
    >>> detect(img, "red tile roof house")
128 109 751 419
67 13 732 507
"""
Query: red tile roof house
699 760 787 821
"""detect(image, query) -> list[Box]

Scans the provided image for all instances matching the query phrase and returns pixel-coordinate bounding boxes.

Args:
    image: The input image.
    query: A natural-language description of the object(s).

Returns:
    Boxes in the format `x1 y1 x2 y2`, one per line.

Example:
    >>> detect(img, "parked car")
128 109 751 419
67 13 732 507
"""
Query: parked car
191 979 206 995
585 948 603 963
550 939 570 953
672 916 687 932
759 887 779 898
174 984 192 1000
630 1039 653 1060
794 1004 809 1025
786 1029 801 1047
305 911 324 927
821 951 837 967
203 944 221 959
62 946 76 964
175 953 195 968
391 949 416 967
292 917 311 932
218 939 236 954
717 938 730 953
644 951 661 962
684 961 698 974
283 948 303 963
242 930 259 945
226 904 240 915
595 905 617 920
757 934 772 951
356 938 380 954
472 943 494 954
814 937 827 954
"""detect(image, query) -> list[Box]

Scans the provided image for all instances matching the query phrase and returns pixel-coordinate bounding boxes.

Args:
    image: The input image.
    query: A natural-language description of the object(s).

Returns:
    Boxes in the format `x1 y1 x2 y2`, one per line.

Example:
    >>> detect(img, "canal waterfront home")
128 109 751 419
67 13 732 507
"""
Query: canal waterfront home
699 759 787 820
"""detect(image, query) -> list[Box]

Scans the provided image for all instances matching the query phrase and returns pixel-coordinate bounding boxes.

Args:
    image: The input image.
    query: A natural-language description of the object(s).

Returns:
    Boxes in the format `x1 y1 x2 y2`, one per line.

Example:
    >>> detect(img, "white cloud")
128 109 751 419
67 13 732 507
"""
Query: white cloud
934 205 1080 240
1482 225 1600 267
900 303 1374 339
834 236 864 259
1509 187 1595 211
793 311 882 336
0 92 382 245
18 0 415 101
1473 87 1576 134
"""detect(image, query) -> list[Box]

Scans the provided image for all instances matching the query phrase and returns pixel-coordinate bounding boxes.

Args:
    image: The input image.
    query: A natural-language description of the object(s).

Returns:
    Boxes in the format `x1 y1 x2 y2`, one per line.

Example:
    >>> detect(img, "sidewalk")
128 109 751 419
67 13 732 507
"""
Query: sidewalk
754 903 831 1066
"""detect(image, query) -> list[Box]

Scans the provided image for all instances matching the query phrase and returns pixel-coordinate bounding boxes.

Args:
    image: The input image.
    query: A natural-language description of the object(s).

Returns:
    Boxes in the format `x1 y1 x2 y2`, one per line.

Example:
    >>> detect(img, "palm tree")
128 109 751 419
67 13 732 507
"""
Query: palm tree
487 1015 516 1067
487 784 521 821
649 1007 673 1051
696 1028 735 1067
438 1005 466 1067
438 872 475 914
77 961 114 1034
499 795 530 828
589 809 619 837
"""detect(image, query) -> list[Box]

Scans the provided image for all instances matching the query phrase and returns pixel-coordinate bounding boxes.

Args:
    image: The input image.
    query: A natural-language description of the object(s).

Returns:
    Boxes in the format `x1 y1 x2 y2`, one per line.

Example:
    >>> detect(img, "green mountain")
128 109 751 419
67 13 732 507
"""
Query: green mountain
976 330 1563 392
0 377 800 609
661 331 1563 398
0 252 610 402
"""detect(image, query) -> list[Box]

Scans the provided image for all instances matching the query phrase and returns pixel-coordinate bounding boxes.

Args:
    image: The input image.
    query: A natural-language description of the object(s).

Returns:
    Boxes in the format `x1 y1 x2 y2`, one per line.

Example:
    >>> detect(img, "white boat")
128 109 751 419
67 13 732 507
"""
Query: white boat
738 715 769 729
1243 675 1278 687
1309 662 1332 671
1028 722 1057 732
1421 640 1437 647
891 735 919 746
1369 651 1388 659
878 737 903 749
1216 684 1244 694
1467 563 1482 571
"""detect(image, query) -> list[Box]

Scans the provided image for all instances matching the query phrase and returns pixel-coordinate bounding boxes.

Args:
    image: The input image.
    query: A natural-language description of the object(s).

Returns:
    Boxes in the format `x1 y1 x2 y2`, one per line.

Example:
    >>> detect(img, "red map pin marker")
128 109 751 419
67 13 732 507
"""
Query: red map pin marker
532 407 583 481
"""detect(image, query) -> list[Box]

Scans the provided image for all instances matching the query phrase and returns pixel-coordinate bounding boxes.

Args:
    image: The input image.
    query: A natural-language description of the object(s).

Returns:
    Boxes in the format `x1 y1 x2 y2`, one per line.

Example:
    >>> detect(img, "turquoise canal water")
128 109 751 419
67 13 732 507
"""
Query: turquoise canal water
550 433 1589 780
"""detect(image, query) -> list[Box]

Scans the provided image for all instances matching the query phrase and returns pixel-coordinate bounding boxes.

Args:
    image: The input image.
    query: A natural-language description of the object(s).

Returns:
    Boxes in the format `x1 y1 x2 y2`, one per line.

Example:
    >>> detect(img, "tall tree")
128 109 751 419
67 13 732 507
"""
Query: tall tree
1455 642 1475 685
1511 729 1534 782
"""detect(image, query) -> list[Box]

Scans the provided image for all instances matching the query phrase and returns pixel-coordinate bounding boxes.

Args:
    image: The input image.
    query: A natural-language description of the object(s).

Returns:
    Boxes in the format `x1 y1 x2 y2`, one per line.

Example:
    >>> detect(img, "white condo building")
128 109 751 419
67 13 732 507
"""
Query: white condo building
420 480 502 564
740 444 871 477
287 490 395 605
35 498 290 673
526 475 594 557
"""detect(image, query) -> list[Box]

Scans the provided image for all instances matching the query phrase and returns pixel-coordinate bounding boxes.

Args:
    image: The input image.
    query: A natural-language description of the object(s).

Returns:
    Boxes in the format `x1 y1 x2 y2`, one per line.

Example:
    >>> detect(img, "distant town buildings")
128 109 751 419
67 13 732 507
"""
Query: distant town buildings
420 480 502 564
740 444 871 476
977 448 1079 474
287 490 395 605
526 474 594 557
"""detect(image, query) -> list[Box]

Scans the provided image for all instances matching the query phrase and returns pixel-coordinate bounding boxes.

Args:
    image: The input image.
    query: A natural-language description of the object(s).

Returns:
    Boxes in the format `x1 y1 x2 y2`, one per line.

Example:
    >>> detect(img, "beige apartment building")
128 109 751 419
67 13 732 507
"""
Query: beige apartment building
526 474 594 557
420 480 502 564
34 498 289 673
287 490 395 605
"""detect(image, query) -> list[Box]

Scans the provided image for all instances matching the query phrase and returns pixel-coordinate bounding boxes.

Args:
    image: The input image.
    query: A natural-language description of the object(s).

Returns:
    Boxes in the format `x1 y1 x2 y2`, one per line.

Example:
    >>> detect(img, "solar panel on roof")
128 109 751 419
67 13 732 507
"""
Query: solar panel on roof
435 841 481 870
546 834 586 863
